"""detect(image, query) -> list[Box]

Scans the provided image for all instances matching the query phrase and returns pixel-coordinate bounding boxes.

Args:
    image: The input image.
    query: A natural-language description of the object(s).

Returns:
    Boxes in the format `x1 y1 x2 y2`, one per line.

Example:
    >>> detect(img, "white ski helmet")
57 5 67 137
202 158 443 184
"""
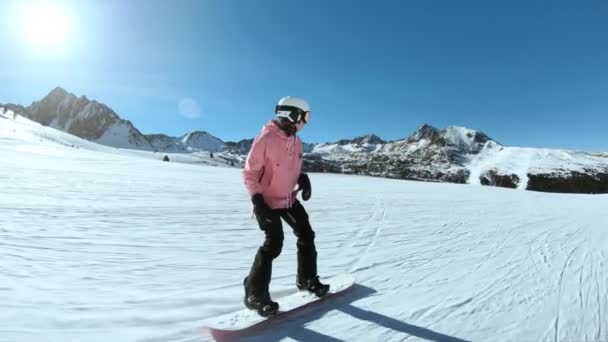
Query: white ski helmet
275 96 311 124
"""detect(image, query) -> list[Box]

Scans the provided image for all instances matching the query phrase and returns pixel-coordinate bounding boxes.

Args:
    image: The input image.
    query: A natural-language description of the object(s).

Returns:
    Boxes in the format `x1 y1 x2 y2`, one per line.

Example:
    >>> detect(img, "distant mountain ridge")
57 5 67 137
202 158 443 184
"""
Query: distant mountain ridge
2 87 607 194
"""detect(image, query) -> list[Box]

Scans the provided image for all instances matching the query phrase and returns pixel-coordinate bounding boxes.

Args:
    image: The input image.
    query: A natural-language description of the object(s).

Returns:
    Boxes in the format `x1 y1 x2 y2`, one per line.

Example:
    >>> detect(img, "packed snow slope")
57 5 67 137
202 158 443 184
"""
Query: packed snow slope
2 109 608 342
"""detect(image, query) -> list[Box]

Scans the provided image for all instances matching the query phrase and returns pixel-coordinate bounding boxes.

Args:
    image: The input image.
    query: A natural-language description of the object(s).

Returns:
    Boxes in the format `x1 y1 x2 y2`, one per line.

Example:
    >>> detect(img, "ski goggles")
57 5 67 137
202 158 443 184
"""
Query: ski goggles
275 105 311 124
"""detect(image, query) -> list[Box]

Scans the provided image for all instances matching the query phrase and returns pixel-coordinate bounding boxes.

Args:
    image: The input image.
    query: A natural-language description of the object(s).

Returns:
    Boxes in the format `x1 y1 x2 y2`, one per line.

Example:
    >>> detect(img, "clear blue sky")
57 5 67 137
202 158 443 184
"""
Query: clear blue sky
1 0 607 150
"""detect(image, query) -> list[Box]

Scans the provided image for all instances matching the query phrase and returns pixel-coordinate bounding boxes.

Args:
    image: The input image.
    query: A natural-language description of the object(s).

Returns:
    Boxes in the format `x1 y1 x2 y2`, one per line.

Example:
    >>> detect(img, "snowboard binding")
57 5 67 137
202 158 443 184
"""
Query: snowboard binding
243 277 279 317
296 275 330 297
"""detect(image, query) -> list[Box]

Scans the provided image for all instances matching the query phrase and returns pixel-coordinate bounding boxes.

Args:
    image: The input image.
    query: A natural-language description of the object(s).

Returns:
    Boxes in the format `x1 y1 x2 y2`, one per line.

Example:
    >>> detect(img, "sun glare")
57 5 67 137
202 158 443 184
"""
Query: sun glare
21 2 71 50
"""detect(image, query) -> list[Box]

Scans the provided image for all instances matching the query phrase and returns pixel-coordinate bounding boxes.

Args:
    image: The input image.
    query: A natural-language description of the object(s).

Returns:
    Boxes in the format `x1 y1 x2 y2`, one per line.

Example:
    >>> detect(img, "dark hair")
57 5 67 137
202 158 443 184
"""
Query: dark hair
273 118 297 136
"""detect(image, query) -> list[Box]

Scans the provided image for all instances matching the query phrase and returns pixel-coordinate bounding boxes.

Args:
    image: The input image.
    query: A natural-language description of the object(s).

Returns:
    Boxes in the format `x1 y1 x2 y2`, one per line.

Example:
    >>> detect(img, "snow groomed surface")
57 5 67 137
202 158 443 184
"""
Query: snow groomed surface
2 110 607 342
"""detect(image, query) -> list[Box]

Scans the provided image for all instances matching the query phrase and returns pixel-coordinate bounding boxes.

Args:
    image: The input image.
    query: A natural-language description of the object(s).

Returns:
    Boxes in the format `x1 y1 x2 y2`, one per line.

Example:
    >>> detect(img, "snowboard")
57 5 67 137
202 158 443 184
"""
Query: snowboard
202 273 355 340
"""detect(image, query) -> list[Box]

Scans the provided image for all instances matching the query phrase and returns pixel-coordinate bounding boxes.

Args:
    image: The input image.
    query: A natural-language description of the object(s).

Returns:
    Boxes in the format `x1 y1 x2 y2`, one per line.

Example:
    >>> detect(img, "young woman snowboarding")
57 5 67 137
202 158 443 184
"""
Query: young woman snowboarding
242 96 329 316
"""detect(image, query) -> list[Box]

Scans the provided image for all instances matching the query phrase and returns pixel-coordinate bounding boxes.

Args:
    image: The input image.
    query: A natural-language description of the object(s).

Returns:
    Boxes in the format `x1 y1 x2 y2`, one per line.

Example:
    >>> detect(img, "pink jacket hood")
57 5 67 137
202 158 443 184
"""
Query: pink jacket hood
243 121 303 209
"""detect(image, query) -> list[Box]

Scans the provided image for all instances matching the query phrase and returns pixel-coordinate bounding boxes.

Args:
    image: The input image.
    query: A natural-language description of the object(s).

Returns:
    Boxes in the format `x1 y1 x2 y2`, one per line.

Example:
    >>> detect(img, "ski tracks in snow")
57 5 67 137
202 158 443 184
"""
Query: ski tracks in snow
554 246 578 342
3 136 608 342
348 195 386 273
542 221 608 342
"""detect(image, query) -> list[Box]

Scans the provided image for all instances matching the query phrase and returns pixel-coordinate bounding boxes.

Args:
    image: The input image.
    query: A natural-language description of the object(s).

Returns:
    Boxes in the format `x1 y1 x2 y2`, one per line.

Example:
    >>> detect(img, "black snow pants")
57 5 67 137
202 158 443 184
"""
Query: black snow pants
245 200 317 297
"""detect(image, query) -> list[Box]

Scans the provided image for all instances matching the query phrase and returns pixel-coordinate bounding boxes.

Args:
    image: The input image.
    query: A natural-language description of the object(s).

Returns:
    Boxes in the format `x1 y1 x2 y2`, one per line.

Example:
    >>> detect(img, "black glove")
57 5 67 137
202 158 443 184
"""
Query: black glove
298 173 311 201
252 193 272 219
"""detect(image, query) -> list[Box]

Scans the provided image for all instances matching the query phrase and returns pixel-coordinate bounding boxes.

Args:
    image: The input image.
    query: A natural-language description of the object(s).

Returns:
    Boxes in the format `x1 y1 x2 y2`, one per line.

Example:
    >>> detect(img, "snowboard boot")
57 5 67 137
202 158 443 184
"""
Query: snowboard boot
296 275 330 297
243 277 279 317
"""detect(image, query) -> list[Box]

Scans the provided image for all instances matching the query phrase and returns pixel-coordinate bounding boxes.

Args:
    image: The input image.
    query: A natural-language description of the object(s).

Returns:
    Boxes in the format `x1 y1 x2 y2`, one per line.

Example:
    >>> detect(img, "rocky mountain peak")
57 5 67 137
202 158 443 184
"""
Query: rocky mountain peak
47 86 70 99
334 134 386 146
412 124 440 141
179 131 226 152
18 87 154 150
354 134 386 145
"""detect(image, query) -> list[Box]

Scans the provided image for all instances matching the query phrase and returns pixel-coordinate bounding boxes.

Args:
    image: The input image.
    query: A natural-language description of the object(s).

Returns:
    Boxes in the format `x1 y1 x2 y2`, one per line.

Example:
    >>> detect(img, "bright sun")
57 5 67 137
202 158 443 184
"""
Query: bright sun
21 3 71 50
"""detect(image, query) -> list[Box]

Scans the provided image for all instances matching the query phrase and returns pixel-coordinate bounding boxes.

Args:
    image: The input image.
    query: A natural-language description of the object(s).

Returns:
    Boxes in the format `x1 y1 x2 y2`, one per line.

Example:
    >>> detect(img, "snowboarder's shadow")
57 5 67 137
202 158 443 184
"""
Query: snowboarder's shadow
244 284 470 342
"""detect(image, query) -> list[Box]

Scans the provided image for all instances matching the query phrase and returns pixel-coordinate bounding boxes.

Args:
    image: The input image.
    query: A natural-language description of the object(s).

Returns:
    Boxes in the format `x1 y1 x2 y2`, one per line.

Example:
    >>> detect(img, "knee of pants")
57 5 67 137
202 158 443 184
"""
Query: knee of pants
297 228 315 246
262 234 284 259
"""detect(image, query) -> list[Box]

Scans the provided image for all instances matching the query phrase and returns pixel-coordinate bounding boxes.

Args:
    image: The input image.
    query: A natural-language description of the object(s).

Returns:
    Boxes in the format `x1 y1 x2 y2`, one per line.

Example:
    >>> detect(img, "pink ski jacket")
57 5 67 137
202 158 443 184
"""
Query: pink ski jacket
243 121 303 209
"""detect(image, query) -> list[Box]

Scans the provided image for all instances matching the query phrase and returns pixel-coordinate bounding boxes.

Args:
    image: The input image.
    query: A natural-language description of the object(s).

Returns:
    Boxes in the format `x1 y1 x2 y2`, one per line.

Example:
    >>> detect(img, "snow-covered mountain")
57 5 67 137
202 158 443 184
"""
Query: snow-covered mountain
306 124 502 181
313 134 386 155
3 87 607 194
145 131 230 154
1 87 232 155
144 134 186 153
1 87 262 164
178 131 226 152
10 87 157 151
303 124 608 194
225 138 254 154
0 107 240 168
